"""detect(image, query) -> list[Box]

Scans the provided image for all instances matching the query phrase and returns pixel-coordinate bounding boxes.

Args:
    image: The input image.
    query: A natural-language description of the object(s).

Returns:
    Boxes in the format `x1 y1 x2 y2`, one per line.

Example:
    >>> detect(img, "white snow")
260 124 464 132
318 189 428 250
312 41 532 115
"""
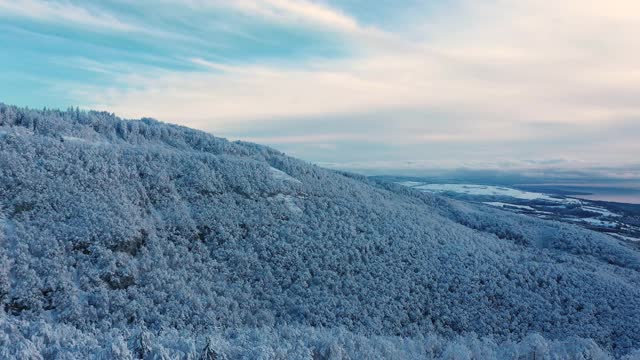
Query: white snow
567 218 618 228
416 184 545 199
614 235 640 242
61 136 109 146
483 202 535 211
266 167 304 215
397 181 424 187
269 167 301 184
582 206 621 218
273 194 303 215
62 136 87 142
401 183 576 203
0 127 34 137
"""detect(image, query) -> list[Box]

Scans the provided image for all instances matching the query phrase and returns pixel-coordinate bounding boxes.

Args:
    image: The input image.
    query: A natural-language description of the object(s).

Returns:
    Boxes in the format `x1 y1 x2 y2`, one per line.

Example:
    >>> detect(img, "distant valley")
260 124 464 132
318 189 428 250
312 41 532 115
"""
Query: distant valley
383 178 640 244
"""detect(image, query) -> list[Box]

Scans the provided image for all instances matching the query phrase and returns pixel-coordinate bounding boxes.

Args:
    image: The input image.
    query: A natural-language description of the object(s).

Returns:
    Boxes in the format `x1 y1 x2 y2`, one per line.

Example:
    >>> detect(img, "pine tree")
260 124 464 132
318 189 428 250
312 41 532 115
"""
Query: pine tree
200 337 225 360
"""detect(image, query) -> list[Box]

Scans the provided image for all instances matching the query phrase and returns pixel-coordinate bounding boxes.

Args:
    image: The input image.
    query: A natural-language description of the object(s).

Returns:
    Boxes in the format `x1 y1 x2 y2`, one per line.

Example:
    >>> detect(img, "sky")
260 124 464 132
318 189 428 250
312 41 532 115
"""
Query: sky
1 0 639 176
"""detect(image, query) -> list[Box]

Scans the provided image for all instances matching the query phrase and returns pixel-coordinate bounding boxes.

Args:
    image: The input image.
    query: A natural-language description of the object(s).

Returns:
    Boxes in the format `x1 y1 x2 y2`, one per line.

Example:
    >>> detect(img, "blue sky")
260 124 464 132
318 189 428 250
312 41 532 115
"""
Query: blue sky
1 0 639 175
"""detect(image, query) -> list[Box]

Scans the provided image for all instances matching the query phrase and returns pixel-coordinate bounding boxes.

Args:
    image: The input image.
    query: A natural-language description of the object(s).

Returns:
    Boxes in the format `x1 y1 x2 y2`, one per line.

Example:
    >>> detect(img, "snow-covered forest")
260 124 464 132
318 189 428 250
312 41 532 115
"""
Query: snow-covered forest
1 104 639 359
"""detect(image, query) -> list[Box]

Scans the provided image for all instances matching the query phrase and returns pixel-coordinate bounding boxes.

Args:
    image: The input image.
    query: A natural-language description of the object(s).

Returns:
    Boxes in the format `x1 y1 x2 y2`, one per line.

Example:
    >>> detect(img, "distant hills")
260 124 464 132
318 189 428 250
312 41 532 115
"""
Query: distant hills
388 179 640 243
1 103 639 358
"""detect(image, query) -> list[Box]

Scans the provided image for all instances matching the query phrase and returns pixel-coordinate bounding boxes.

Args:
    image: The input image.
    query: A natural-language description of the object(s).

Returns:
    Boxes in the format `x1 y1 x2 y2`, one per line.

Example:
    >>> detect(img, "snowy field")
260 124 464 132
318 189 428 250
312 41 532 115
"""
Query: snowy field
568 218 618 228
583 205 622 218
397 180 640 242
269 166 302 184
483 202 536 211
398 182 579 203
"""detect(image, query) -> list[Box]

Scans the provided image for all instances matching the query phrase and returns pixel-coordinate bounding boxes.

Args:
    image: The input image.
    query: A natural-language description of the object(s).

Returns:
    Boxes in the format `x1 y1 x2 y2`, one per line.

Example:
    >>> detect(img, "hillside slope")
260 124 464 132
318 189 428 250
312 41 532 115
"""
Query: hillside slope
1 104 639 358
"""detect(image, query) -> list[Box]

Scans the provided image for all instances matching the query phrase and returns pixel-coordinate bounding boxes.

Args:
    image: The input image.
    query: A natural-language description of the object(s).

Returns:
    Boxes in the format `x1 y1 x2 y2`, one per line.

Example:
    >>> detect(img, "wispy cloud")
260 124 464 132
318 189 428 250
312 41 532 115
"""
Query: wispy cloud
0 0 199 42
172 0 363 34
3 0 640 170
81 1 639 121
222 0 360 33
0 0 140 32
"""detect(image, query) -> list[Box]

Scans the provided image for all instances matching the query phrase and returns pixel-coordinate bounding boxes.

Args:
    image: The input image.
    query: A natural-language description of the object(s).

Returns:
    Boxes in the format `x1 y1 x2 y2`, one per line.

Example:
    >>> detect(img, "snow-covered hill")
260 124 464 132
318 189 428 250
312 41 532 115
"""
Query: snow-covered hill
1 104 639 359
396 180 640 242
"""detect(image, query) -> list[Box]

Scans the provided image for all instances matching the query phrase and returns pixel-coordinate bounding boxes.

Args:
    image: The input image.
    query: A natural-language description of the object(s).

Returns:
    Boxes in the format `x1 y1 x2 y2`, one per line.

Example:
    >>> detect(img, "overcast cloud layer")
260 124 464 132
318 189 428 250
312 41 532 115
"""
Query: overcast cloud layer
1 0 638 174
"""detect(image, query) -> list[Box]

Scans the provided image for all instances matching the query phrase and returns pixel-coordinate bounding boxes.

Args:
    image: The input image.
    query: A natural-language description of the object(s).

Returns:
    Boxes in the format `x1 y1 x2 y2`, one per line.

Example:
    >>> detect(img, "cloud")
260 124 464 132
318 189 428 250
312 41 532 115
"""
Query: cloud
220 0 361 33
82 43 640 127
88 2 640 119
0 0 197 41
18 0 640 169
0 0 140 32
169 0 373 35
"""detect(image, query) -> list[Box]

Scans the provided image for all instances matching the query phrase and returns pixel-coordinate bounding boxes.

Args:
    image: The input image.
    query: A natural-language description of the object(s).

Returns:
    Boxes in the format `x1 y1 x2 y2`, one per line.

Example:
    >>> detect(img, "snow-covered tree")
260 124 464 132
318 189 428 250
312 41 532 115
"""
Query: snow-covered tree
0 103 639 358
